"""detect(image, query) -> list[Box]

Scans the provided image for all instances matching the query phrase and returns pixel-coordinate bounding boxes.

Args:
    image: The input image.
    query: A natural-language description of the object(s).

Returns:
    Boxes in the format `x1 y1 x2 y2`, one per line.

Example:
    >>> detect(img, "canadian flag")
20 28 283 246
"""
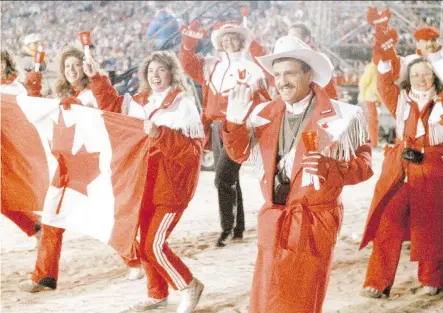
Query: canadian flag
1 93 150 259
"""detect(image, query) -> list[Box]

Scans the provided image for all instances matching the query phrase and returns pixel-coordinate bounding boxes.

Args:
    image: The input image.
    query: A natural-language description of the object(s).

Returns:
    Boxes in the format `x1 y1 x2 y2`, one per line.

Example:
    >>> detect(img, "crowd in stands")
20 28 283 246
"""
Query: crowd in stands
1 1 441 77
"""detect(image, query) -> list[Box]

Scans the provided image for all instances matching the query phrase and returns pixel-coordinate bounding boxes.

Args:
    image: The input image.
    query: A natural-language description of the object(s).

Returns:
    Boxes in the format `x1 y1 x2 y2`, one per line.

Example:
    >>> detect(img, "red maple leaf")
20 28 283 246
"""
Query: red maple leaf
49 110 101 213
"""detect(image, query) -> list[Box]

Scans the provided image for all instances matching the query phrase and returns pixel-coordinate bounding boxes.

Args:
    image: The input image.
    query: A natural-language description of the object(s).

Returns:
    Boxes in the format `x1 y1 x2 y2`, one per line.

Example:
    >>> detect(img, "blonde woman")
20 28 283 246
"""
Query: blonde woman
83 50 205 313
19 46 144 294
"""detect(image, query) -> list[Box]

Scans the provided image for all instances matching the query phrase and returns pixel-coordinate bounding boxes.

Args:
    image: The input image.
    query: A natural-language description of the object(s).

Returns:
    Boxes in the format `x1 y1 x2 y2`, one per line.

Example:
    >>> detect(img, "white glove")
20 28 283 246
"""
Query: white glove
227 84 253 124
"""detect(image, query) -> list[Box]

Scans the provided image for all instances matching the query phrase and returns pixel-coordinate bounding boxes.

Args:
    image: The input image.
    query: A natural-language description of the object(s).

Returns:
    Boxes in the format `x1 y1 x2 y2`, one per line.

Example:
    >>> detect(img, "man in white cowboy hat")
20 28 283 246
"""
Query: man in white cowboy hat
221 36 374 313
180 20 270 248
20 33 47 74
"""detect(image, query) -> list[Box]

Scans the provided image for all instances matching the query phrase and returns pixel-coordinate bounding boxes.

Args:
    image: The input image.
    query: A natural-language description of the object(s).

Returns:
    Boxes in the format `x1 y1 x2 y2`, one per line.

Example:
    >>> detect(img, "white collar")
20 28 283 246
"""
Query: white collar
148 86 172 105
409 86 436 111
285 90 314 115
220 51 245 62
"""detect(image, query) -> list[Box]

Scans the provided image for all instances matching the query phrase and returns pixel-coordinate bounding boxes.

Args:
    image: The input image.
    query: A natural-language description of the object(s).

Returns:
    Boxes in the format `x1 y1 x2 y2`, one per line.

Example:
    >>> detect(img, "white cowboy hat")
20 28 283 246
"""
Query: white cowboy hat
256 36 333 87
24 33 42 45
211 21 252 51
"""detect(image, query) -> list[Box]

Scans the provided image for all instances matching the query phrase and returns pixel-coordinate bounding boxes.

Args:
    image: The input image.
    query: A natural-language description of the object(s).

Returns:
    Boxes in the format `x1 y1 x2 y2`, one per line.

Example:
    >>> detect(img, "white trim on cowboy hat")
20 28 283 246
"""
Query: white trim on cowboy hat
24 33 42 45
211 21 252 51
256 36 333 87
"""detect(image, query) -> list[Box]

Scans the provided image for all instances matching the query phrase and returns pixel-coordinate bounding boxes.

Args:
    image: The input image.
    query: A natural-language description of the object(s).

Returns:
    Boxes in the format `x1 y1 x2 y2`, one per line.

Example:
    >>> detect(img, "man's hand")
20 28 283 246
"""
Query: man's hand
180 20 208 50
301 152 330 181
144 120 161 138
82 56 98 78
227 84 253 124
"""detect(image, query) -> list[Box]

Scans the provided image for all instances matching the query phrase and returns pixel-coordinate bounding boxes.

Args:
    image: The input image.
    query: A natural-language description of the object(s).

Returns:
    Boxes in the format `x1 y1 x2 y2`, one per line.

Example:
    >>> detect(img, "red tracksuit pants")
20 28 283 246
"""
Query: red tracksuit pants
139 206 193 299
1 208 40 236
364 183 443 292
32 224 141 287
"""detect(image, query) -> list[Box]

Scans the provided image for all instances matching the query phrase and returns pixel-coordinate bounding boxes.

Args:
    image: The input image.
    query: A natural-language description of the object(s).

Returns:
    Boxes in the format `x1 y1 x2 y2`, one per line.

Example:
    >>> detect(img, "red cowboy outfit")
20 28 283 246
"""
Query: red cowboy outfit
222 84 373 313
88 74 203 299
360 59 443 294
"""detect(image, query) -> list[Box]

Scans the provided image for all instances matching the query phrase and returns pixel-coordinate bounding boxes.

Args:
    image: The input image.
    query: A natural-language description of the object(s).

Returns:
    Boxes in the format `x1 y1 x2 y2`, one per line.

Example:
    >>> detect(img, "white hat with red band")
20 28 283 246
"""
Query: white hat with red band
211 21 252 51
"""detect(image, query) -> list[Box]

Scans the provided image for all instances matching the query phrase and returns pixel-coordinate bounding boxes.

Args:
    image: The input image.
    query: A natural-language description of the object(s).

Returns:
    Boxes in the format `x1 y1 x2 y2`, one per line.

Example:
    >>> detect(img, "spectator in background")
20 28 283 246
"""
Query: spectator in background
288 23 339 100
146 2 180 51
358 60 383 147
20 33 47 76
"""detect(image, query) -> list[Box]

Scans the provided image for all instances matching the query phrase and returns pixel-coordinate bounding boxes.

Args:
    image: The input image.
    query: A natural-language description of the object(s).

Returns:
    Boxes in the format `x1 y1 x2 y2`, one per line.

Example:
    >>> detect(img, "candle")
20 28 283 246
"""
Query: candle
78 31 92 58
302 130 321 190
34 46 45 72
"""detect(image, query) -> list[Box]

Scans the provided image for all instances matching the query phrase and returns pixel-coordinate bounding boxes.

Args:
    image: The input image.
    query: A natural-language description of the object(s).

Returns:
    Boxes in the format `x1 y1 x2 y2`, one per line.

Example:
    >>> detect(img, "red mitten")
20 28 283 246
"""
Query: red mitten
374 28 398 62
60 96 82 110
367 7 391 33
24 71 42 97
301 152 330 181
180 20 208 50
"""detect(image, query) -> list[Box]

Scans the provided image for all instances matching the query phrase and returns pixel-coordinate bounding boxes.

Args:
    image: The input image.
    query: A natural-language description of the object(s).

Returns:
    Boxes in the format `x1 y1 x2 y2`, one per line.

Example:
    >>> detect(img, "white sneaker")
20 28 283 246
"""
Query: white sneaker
19 280 47 293
129 297 168 311
423 286 440 296
177 278 204 313
126 266 144 280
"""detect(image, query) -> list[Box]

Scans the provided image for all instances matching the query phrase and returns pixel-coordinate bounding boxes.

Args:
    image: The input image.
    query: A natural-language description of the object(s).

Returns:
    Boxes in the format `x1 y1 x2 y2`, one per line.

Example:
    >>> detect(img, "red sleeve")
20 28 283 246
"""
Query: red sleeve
377 68 400 118
90 74 124 113
179 46 205 85
152 126 203 165
328 143 374 186
221 121 251 164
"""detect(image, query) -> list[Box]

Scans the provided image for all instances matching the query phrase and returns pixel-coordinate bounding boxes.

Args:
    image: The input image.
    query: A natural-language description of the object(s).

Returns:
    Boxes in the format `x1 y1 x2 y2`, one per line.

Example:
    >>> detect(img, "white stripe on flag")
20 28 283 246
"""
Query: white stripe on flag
153 213 187 289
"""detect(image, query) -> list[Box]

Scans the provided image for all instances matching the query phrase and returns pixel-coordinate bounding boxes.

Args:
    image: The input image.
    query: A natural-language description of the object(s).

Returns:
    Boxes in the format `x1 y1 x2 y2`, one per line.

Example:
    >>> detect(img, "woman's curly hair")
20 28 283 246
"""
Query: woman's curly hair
138 50 192 95
400 57 443 93
55 46 90 98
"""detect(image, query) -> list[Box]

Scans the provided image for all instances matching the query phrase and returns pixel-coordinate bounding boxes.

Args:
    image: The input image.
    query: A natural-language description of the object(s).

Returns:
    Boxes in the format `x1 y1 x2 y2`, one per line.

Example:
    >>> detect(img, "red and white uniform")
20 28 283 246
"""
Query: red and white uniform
361 60 443 293
180 46 269 149
90 75 203 299
222 84 373 313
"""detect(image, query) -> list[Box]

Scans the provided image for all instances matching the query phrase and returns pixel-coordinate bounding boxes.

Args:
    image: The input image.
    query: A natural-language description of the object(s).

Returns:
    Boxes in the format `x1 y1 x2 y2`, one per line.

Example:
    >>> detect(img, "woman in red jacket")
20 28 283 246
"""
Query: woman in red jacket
361 56 443 298
83 50 205 313
19 46 144 294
